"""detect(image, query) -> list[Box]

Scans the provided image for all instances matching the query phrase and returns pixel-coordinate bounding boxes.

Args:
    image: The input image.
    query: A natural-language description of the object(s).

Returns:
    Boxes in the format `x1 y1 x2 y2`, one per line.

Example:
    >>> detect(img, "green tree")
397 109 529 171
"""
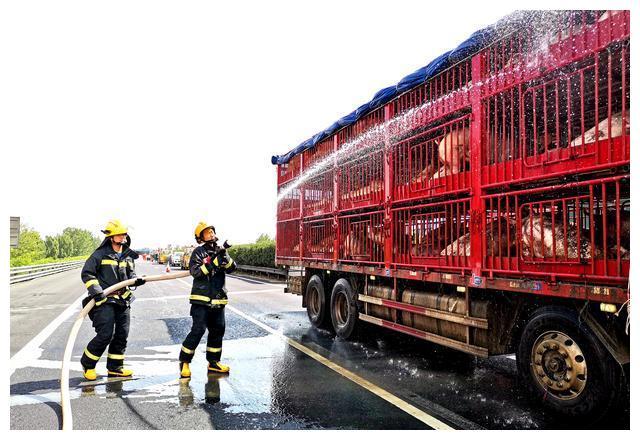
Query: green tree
255 234 274 245
227 233 276 268
10 227 46 266
61 227 95 255
44 235 60 258
58 233 75 258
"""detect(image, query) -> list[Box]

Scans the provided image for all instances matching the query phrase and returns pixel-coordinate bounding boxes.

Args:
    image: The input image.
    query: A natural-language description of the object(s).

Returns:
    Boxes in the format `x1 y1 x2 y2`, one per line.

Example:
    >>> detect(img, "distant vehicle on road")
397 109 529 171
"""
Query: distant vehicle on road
181 249 193 270
170 252 184 267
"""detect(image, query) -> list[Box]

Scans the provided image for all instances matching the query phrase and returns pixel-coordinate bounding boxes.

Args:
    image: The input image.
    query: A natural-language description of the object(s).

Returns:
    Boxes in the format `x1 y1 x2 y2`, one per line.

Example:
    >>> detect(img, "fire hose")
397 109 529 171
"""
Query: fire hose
60 271 191 430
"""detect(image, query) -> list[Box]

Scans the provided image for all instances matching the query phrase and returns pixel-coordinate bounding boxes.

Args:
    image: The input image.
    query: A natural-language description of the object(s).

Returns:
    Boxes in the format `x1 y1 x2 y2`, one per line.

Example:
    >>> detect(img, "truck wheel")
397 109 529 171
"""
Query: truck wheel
517 307 621 421
330 279 360 339
306 275 329 329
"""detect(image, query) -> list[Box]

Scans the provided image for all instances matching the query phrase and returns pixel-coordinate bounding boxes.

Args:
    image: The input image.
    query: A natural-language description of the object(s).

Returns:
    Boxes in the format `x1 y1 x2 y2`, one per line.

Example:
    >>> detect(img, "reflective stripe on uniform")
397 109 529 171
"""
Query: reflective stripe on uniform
224 258 234 269
119 262 128 268
201 264 209 275
84 348 100 361
190 295 211 302
211 299 228 305
85 279 100 288
213 257 219 267
121 290 131 299
107 353 125 360
206 347 222 353
95 298 107 306
181 346 194 354
101 259 117 266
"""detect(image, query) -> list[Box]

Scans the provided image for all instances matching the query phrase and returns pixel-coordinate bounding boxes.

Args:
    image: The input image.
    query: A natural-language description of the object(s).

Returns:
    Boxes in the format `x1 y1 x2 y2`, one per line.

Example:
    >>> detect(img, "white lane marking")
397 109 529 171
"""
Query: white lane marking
10 292 85 375
175 278 453 430
228 288 284 295
228 273 286 286
11 391 81 407
11 303 73 312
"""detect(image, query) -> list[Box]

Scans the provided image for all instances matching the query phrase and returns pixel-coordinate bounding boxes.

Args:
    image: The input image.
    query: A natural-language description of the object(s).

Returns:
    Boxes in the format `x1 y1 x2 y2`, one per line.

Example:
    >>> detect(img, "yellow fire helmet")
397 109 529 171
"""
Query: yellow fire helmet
194 222 216 243
102 219 128 237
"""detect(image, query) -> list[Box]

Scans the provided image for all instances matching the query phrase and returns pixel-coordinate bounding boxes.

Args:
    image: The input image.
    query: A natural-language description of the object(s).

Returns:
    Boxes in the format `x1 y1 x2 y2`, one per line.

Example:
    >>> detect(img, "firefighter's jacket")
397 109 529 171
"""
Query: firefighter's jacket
188 243 237 308
81 236 139 307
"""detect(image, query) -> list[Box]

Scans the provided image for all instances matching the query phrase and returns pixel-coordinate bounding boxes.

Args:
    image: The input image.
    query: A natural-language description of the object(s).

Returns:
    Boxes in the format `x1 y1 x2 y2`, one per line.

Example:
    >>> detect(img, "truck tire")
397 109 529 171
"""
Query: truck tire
306 275 329 329
330 278 360 339
517 307 621 421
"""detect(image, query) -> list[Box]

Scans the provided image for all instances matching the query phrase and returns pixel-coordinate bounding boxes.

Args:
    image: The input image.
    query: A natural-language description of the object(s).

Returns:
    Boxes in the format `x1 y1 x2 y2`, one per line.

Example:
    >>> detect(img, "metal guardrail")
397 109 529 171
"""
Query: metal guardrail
236 264 287 278
10 260 85 284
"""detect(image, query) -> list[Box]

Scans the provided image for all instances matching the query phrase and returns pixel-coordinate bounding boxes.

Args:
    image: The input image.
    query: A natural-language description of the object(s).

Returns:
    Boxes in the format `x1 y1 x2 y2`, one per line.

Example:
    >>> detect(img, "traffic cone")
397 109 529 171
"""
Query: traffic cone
166 263 171 273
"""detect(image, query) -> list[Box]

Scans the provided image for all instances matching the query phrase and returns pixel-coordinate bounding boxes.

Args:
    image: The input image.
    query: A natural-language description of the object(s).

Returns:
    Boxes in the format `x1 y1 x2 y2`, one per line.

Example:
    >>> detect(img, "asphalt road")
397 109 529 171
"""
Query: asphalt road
9 260 629 430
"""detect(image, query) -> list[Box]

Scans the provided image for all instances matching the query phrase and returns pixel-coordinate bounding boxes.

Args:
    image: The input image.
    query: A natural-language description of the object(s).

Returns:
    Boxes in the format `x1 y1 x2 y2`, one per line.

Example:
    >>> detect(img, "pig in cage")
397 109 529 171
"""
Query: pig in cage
393 114 472 201
482 42 629 186
338 211 385 263
393 198 472 269
483 175 629 282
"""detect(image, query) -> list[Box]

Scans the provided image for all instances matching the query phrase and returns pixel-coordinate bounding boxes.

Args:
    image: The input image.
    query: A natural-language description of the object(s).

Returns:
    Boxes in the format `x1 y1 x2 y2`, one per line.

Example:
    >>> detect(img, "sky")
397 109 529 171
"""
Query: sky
1 0 632 250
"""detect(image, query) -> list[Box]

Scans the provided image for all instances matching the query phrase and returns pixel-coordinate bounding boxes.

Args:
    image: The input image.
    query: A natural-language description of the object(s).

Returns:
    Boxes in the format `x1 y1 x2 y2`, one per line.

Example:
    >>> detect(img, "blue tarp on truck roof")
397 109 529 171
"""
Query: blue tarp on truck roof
271 14 508 166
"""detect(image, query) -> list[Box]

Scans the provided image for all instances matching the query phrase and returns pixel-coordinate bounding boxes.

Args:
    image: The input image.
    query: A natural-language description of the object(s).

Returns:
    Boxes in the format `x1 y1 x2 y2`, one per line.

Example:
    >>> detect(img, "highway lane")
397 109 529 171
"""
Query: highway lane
9 260 629 429
10 267 85 357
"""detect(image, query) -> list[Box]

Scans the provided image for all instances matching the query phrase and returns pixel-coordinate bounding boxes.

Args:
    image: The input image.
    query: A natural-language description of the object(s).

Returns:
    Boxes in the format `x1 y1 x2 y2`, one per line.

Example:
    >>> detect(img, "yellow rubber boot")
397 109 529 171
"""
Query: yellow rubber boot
83 368 98 381
180 362 191 378
107 368 133 378
208 362 230 374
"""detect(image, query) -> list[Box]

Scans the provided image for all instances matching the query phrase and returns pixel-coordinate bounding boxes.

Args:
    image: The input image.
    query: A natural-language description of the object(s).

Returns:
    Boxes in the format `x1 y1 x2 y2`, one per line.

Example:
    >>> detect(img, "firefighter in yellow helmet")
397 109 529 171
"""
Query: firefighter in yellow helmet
179 222 236 378
80 220 146 381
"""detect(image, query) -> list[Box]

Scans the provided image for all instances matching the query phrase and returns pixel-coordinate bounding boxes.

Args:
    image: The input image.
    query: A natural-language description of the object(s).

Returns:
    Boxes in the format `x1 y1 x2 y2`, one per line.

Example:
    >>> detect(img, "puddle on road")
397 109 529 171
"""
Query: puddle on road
68 334 291 416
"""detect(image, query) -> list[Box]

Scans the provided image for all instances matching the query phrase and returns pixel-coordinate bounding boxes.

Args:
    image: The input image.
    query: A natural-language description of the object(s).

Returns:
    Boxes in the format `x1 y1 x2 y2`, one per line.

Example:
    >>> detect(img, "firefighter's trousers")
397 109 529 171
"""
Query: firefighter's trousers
179 304 225 364
80 303 130 371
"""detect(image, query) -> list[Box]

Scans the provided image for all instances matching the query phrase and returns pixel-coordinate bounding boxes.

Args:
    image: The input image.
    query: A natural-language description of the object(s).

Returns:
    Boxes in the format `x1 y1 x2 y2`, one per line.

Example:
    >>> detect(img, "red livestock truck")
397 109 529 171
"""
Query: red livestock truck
272 10 630 419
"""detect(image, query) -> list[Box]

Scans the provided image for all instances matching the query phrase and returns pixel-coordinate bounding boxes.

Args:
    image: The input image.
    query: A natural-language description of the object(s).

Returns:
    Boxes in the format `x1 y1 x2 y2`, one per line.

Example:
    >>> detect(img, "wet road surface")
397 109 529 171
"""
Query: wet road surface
10 260 629 429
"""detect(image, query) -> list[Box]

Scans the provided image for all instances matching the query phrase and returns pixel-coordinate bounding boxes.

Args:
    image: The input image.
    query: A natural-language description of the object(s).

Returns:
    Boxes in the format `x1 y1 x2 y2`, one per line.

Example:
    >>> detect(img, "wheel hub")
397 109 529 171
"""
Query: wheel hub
335 291 349 327
308 287 320 317
531 331 587 399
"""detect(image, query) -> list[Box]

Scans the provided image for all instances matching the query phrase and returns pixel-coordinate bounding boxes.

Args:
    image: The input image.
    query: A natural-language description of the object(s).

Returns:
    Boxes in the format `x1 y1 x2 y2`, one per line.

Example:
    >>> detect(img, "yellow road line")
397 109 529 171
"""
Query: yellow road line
175 278 454 430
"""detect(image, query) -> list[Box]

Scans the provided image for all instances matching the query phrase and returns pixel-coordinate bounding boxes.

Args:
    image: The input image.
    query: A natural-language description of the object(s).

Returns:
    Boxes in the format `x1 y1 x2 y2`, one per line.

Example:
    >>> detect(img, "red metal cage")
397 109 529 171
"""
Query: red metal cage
277 186 300 221
303 217 334 261
393 114 472 202
338 147 384 211
276 219 300 260
481 43 629 187
338 211 385 264
483 175 629 284
392 198 472 271
276 10 630 300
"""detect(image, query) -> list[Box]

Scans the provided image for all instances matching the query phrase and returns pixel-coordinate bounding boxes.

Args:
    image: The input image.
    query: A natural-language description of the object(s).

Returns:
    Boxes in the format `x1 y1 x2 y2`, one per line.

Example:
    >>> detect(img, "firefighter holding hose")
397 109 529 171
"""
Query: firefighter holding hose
179 222 236 378
80 220 146 381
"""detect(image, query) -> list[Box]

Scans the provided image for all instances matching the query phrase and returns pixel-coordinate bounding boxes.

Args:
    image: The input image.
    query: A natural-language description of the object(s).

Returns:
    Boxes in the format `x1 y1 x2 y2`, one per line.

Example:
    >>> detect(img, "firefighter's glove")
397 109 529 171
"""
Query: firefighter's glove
212 254 229 271
92 292 107 307
133 278 146 287
203 256 215 274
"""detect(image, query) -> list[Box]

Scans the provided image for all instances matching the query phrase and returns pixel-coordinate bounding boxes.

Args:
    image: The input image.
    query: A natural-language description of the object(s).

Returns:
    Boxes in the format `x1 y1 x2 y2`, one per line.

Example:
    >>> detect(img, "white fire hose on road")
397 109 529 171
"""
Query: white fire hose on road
60 271 191 430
